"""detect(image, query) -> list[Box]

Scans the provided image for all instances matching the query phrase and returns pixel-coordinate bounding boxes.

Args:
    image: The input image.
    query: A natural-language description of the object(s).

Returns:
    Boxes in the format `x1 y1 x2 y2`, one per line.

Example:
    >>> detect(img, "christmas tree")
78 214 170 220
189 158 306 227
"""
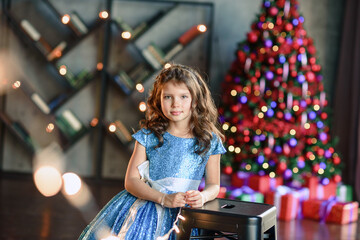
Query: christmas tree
219 0 342 184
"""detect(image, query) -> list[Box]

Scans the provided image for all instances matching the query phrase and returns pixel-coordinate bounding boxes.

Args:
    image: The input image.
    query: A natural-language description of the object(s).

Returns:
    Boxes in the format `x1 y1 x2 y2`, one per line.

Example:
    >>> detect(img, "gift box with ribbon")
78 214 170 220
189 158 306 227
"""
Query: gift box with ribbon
231 172 283 194
265 185 309 221
337 184 353 202
302 197 359 224
303 176 336 200
227 186 264 203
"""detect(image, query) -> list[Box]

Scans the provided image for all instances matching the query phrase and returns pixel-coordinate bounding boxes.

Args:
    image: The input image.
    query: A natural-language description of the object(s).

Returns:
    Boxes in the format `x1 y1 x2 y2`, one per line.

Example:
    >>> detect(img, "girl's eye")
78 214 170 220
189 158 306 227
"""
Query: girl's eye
181 95 189 99
164 96 171 99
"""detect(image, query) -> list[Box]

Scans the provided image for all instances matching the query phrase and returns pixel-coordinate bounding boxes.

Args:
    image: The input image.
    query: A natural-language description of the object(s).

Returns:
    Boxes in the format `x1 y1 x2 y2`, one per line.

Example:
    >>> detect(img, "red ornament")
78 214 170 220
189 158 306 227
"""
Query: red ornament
279 102 286 110
309 57 316 65
278 162 287 172
247 31 258 43
251 76 258 83
290 70 298 77
308 45 316 55
312 164 320 173
276 111 284 119
317 148 325 156
231 104 240 113
284 23 293 31
289 55 297 64
320 112 328 120
306 71 316 82
268 57 275 65
264 147 272 155
269 6 279 16
223 166 233 175
333 174 342 183
333 156 341 165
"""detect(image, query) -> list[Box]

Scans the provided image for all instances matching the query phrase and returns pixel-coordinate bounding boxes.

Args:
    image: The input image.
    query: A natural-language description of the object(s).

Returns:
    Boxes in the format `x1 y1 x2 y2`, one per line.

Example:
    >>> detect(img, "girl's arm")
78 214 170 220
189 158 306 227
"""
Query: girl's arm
186 154 221 208
124 141 186 208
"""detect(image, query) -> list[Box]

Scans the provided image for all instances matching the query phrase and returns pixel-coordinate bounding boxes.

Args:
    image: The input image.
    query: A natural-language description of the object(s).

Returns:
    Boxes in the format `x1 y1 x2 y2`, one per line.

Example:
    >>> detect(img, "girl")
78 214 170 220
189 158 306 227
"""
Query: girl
78 64 226 240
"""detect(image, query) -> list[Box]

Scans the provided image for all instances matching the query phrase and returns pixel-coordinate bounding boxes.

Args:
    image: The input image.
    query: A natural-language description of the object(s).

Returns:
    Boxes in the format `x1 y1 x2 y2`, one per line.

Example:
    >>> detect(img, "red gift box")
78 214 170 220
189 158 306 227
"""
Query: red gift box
302 198 359 224
231 172 283 194
265 186 309 221
217 186 227 198
231 171 251 187
249 175 283 194
303 176 336 199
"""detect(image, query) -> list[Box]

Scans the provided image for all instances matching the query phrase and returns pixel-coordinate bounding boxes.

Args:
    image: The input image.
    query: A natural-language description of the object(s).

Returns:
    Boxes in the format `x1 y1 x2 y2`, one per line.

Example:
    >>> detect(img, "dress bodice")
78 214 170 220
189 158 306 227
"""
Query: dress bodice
132 129 226 194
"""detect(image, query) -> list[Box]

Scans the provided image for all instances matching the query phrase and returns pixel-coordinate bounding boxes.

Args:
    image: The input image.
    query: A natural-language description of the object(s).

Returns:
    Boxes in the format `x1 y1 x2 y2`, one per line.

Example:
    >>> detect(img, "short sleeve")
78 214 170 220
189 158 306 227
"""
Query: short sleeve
132 128 150 147
210 135 226 155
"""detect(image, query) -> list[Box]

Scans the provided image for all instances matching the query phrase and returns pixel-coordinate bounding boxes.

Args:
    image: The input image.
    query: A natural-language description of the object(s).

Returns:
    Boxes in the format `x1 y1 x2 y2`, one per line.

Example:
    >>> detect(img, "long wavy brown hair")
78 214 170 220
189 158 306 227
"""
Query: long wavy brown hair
141 63 224 155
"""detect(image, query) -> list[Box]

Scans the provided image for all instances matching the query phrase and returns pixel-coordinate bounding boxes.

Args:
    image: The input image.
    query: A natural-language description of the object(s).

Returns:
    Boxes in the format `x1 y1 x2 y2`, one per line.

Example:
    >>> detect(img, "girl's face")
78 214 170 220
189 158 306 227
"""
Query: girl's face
160 80 192 127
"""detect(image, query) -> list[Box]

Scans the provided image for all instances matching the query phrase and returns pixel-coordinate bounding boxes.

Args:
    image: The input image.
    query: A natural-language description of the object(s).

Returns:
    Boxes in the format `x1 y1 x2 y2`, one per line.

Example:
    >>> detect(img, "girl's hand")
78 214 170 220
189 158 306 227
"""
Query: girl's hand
185 190 205 208
163 192 186 208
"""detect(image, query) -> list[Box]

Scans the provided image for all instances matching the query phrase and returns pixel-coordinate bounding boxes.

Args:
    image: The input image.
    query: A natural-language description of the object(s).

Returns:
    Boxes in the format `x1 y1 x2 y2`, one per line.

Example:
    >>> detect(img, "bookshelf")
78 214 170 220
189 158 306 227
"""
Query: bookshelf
0 0 213 179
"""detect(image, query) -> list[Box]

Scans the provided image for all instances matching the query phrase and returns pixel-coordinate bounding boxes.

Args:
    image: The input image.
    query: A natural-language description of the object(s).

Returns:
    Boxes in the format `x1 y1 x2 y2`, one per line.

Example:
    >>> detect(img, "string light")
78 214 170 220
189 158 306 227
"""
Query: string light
97 62 103 70
90 118 98 127
46 123 55 133
164 63 172 69
139 102 147 112
59 65 67 75
62 14 70 24
197 24 207 32
222 123 230 131
99 11 109 19
108 123 116 132
121 31 131 39
136 83 144 93
12 80 21 89
156 210 185 240
62 172 82 195
235 147 241 153
269 172 276 178
230 89 237 96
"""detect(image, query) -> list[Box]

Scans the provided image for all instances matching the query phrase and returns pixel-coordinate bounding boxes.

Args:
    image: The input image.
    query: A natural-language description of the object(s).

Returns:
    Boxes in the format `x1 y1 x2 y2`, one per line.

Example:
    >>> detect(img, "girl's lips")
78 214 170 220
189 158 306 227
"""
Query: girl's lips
171 111 182 116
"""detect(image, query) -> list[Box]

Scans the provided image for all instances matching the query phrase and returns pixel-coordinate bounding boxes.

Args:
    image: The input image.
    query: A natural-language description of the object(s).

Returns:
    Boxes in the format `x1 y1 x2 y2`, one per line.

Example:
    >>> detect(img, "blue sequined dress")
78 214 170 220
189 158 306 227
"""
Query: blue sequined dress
78 128 226 240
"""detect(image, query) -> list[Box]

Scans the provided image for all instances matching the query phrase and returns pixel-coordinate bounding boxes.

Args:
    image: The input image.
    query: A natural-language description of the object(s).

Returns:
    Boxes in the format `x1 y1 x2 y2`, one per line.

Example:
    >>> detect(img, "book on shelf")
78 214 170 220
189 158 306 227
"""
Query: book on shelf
128 63 151 84
48 93 68 111
142 25 206 69
113 120 132 144
113 70 134 95
72 69 93 89
47 41 67 61
20 19 52 55
115 16 133 33
68 11 88 36
58 66 92 89
131 8 170 40
142 42 166 69
55 110 84 139
12 121 36 149
20 80 50 114
0 112 36 150
164 25 204 61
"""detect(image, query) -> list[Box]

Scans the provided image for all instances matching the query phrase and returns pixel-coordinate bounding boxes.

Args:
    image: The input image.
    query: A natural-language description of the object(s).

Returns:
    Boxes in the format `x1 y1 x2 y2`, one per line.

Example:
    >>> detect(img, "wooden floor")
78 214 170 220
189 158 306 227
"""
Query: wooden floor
0 173 359 240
